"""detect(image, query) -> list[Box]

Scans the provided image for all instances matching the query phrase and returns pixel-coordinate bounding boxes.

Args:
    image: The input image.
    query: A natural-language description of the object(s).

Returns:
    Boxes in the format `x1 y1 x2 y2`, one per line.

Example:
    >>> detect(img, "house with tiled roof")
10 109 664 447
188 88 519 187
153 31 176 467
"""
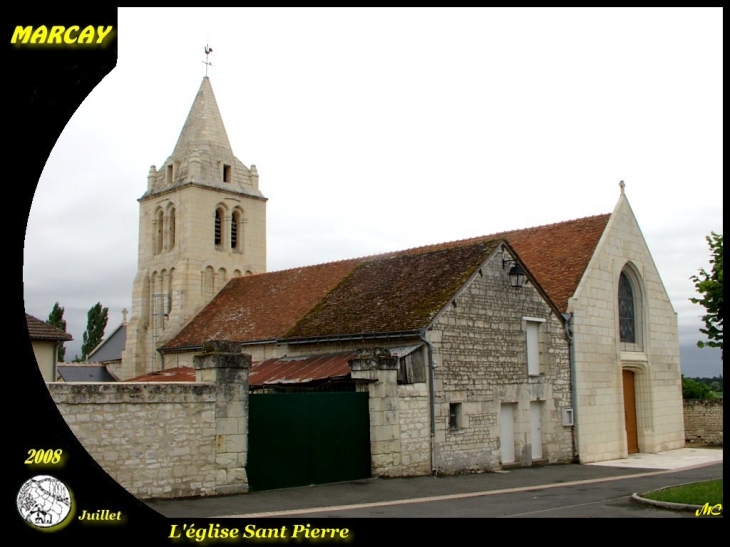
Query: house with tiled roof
26 314 73 382
117 76 684 486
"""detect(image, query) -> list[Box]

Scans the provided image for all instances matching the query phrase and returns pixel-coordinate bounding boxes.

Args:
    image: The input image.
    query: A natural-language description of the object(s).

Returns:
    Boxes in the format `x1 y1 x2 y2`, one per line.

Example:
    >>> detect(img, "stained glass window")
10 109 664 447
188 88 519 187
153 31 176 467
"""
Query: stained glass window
618 272 635 343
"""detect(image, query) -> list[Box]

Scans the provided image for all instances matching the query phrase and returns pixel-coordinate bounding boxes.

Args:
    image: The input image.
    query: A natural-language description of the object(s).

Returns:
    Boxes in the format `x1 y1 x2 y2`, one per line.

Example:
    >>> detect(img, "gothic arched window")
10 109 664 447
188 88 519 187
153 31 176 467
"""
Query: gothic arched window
618 272 635 343
618 267 644 351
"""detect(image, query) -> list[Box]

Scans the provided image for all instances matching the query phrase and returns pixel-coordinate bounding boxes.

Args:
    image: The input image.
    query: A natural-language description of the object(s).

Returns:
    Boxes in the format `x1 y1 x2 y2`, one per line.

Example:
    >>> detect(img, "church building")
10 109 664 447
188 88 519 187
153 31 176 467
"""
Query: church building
120 77 267 380
112 76 683 479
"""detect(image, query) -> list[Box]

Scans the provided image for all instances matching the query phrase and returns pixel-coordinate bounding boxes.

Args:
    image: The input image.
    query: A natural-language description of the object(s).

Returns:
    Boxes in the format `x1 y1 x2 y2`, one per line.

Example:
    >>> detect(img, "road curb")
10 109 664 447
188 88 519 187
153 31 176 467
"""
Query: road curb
631 492 701 512
632 479 722 514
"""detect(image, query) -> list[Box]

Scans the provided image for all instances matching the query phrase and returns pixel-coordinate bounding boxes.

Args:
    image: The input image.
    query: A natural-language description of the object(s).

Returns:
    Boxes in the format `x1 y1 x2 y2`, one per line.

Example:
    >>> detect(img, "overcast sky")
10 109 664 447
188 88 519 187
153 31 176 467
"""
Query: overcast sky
23 7 722 376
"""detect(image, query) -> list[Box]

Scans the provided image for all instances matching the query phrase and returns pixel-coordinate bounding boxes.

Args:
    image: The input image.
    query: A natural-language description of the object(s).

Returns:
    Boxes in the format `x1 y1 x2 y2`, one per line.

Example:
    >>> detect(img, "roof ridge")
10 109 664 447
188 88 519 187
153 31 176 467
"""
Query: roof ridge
255 238 500 277
243 256 361 277
256 212 611 277
485 212 612 236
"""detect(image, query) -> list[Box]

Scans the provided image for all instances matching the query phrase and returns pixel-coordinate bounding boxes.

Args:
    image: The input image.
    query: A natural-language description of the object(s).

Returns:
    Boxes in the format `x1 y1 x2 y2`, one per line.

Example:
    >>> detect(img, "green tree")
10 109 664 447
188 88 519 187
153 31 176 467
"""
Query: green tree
46 302 68 362
81 302 109 360
682 376 713 400
690 232 723 358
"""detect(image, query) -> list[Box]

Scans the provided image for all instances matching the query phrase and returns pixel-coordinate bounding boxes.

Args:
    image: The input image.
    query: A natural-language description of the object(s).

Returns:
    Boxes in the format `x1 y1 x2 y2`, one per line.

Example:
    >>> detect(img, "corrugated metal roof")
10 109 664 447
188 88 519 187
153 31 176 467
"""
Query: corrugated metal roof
249 345 423 387
249 352 355 387
126 367 196 382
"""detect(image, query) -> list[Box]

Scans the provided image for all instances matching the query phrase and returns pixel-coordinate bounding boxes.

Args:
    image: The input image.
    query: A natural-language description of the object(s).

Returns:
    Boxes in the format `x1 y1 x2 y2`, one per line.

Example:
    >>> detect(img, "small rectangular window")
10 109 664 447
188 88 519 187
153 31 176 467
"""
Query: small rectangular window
526 320 541 376
167 164 174 184
223 164 232 182
562 408 574 426
449 403 462 430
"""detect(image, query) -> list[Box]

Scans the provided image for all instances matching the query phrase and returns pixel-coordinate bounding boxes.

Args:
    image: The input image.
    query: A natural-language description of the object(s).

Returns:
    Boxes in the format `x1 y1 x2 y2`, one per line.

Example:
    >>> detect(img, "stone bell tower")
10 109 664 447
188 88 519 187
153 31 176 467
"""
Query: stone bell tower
120 76 267 379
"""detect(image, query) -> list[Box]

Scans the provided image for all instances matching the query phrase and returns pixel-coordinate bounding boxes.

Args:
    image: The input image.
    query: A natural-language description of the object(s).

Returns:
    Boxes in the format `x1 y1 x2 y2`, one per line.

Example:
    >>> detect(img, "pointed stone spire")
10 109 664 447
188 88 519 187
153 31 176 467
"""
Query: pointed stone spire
124 76 267 380
143 77 264 198
172 76 233 161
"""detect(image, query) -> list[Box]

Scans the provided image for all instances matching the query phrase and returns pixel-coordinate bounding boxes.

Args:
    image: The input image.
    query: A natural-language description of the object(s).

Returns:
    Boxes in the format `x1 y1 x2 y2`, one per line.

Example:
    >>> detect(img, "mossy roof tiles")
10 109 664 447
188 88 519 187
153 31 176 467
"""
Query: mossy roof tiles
162 214 610 350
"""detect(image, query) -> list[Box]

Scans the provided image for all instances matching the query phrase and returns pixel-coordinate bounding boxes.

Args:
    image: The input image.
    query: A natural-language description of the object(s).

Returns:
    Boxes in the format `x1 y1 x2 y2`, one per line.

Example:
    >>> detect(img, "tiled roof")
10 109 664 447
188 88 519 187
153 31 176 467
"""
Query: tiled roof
164 240 500 350
420 214 611 312
26 314 73 341
501 214 610 312
164 260 360 350
162 214 610 350
286 241 500 339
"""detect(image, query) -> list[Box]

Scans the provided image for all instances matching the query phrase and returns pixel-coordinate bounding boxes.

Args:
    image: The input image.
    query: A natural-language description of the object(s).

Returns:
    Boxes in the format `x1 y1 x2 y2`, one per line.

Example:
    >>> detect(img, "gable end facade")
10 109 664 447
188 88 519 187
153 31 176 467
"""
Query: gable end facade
567 195 684 463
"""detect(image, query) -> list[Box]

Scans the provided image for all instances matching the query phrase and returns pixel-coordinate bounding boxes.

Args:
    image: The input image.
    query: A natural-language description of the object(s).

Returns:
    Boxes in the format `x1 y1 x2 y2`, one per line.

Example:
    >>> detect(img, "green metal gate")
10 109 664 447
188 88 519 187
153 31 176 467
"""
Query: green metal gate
247 392 371 491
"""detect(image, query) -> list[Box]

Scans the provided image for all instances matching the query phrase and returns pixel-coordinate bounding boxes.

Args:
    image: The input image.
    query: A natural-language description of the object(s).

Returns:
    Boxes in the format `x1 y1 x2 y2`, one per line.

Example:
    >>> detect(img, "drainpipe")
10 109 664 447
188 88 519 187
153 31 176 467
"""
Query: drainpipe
418 329 436 475
562 312 578 462
53 340 60 381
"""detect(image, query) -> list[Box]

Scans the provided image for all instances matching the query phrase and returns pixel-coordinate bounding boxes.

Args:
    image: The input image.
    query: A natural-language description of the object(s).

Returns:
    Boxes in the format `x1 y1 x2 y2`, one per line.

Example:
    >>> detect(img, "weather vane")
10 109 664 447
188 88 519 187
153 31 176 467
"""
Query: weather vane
203 44 213 77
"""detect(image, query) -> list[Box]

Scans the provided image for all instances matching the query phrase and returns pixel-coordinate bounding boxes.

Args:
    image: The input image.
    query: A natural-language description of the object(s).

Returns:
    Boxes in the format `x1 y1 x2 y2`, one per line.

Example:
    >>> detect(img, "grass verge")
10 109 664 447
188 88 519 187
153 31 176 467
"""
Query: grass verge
643 479 722 506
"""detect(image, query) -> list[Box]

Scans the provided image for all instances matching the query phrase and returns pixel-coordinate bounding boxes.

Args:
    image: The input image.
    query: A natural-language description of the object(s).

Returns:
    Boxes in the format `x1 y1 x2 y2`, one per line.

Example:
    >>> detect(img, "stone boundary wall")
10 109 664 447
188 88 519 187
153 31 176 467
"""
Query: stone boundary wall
397 383 431 476
683 398 723 445
49 340 251 500
50 382 218 499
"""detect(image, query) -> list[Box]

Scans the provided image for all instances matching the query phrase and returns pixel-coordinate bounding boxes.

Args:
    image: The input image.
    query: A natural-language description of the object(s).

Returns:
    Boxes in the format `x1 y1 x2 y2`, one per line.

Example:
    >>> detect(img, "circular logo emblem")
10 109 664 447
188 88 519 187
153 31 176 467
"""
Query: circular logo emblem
17 475 72 529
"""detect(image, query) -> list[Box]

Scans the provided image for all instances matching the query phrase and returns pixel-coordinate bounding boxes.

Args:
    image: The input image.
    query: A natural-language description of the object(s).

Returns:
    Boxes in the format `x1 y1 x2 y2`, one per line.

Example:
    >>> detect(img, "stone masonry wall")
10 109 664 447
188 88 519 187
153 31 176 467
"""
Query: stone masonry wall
683 399 723 445
162 338 433 479
430 251 574 473
123 182 267 380
49 340 251 499
50 382 218 499
396 383 431 476
348 347 428 478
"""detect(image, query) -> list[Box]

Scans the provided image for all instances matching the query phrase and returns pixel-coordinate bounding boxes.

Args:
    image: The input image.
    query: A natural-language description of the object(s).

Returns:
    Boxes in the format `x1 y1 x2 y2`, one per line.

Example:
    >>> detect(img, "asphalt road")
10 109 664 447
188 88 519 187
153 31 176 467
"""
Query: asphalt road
147 458 723 519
